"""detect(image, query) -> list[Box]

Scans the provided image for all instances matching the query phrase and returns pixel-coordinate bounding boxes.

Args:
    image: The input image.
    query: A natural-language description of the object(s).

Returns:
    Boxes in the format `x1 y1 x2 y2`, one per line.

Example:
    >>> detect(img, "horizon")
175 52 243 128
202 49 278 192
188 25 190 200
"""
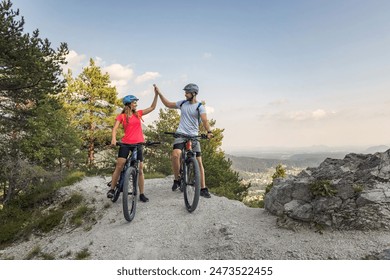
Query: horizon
225 143 390 155
10 0 390 150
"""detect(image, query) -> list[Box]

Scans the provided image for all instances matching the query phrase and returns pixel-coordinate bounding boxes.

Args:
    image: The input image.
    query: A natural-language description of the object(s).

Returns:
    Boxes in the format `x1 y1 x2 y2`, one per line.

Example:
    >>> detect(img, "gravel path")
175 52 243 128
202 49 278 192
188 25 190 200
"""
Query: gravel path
1 176 390 260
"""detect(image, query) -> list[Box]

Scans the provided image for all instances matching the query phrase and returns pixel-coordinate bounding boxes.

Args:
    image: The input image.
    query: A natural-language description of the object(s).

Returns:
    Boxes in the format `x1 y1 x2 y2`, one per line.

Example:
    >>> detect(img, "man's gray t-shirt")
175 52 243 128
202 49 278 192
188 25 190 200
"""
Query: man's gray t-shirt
175 100 206 136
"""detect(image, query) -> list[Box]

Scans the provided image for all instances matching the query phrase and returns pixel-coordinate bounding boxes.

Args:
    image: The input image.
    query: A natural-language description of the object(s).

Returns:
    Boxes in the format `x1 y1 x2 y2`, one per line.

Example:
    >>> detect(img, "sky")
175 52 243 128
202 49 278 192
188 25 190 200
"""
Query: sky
9 0 390 152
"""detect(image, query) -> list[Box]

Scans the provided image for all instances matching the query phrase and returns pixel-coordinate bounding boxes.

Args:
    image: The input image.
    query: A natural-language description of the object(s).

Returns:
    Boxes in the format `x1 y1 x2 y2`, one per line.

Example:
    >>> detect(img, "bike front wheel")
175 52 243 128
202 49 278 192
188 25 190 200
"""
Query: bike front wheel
183 157 201 212
122 167 138 222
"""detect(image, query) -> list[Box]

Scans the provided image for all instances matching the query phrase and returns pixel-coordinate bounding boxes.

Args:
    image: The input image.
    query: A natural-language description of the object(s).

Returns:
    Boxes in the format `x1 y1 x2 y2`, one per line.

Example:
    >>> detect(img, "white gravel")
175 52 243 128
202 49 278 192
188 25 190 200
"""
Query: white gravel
1 176 390 260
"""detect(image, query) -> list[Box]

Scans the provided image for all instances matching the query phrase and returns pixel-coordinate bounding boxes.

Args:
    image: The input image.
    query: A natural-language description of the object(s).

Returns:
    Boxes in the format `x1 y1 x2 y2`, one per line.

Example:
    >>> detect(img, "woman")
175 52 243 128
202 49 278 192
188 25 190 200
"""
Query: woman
107 89 158 202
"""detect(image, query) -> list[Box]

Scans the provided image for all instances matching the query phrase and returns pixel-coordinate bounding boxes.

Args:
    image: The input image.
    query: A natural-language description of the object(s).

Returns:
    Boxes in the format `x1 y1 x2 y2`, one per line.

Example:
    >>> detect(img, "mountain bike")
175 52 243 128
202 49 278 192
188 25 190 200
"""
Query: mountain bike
165 132 207 213
109 141 160 222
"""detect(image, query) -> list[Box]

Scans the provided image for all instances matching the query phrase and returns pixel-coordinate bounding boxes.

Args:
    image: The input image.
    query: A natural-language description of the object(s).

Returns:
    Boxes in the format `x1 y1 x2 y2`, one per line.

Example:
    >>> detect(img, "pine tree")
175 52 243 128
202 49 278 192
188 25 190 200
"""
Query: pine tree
20 97 83 170
61 59 118 167
0 0 69 204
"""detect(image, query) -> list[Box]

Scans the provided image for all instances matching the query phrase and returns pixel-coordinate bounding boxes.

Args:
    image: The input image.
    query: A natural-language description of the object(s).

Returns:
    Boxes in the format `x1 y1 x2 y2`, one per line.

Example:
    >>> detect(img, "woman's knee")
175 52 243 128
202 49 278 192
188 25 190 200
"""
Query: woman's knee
115 158 126 169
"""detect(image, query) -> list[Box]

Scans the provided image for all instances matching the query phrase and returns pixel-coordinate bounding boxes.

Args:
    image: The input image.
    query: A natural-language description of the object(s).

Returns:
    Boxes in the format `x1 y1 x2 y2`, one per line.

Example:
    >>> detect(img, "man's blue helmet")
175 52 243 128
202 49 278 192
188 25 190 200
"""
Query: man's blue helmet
183 83 199 94
122 95 139 105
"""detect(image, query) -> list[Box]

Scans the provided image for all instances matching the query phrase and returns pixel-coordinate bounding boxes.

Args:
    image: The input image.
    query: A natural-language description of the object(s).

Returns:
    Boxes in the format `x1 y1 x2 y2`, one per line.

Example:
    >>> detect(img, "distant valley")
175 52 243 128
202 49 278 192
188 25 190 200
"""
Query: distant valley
226 145 390 194
227 144 390 172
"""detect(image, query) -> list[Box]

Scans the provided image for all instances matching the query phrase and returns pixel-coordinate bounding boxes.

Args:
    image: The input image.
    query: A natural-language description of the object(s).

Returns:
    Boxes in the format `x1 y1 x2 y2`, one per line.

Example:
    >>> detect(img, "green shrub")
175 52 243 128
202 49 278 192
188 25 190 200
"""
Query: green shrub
353 184 364 193
61 193 83 210
71 204 95 227
265 164 286 195
36 209 65 233
58 171 85 187
75 248 90 260
25 246 42 260
244 199 264 208
310 180 337 197
0 206 30 246
0 172 88 247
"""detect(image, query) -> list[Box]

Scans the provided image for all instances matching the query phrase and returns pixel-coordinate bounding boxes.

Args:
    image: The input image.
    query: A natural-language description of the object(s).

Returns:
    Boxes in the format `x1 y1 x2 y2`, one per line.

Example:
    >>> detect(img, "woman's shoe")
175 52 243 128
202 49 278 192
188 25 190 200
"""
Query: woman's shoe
139 193 149 202
107 189 115 198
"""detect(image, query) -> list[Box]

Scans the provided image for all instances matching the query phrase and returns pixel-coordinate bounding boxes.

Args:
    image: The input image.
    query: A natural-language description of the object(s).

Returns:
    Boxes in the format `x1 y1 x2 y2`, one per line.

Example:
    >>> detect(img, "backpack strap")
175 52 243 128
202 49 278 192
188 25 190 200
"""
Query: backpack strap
196 103 202 125
180 101 203 125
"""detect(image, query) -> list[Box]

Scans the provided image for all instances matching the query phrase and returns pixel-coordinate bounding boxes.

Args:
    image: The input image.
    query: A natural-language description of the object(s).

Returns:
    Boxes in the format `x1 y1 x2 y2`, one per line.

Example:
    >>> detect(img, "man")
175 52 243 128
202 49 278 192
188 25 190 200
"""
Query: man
154 83 213 198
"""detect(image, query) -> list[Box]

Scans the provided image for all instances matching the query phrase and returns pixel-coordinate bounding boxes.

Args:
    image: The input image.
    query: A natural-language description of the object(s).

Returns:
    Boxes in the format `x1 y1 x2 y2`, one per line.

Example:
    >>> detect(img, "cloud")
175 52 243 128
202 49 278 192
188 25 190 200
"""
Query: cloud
101 64 135 95
102 64 134 81
62 50 86 73
135 72 161 84
259 109 336 122
62 49 160 95
288 109 334 121
311 109 327 120
205 105 215 115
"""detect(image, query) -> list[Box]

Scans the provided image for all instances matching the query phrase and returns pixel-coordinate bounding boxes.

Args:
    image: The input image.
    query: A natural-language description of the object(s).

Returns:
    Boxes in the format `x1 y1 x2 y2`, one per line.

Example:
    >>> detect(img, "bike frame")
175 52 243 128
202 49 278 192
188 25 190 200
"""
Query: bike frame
179 138 197 190
165 132 206 212
117 147 140 193
111 141 160 222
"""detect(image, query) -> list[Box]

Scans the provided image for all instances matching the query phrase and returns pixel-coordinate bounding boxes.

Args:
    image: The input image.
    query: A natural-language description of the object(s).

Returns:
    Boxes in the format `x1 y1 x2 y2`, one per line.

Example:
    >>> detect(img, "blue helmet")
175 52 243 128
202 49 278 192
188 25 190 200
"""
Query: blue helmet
183 83 199 94
122 95 139 105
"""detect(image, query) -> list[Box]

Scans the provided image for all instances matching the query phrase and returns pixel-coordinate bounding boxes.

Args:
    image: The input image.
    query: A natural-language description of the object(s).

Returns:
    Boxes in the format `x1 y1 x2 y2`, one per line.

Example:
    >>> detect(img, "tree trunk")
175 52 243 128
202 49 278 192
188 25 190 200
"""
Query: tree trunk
88 140 95 167
3 179 13 205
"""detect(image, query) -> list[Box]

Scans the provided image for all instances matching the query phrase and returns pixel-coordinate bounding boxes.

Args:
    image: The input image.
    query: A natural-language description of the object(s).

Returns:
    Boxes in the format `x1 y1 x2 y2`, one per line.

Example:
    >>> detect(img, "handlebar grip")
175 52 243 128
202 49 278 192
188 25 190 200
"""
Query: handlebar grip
146 141 161 146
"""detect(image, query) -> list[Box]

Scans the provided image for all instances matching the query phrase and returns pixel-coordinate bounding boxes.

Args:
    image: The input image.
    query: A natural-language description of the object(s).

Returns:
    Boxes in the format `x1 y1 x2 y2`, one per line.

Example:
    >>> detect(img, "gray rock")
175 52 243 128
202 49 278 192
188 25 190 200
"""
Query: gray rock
265 149 390 230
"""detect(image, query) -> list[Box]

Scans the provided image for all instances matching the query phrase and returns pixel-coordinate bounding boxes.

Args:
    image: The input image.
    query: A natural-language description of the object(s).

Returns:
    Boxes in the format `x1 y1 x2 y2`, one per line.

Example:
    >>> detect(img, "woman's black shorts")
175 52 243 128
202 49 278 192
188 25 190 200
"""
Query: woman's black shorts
118 145 143 161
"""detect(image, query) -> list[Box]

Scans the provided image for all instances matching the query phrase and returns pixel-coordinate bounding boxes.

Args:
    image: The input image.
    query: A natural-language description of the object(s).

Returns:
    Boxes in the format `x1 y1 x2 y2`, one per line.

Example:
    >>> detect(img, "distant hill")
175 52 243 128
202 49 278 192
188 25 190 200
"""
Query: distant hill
227 145 390 173
227 152 347 173
364 145 390 154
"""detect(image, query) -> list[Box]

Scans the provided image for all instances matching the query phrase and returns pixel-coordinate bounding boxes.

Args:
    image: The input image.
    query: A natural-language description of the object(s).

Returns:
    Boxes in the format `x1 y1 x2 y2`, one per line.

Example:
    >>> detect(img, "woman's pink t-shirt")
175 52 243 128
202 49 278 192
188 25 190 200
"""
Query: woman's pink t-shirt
116 111 144 144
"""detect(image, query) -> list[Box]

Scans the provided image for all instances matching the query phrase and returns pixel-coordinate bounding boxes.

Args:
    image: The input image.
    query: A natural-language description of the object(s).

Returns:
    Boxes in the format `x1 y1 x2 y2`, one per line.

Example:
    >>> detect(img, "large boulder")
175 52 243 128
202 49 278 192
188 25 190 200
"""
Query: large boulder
264 149 390 230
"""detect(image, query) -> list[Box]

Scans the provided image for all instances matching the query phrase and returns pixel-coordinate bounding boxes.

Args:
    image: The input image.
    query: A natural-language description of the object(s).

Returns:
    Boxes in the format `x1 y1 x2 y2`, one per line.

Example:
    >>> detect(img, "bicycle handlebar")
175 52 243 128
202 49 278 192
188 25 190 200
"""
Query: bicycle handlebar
164 132 208 139
116 141 161 147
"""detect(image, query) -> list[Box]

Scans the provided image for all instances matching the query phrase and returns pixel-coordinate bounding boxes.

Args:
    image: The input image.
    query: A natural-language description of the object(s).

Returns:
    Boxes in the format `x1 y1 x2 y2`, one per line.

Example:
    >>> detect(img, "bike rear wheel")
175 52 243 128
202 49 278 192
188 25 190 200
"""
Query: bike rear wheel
183 157 201 212
122 167 138 222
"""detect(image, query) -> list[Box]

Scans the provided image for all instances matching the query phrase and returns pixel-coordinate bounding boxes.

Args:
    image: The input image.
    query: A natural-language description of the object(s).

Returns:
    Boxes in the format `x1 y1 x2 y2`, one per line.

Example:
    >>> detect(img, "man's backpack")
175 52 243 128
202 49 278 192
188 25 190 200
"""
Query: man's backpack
180 100 202 125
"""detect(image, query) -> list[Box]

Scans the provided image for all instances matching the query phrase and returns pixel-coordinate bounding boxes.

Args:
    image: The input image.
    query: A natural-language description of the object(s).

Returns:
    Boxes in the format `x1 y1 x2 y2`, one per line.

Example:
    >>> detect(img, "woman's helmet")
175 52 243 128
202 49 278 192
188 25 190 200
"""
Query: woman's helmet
122 95 139 105
183 83 199 95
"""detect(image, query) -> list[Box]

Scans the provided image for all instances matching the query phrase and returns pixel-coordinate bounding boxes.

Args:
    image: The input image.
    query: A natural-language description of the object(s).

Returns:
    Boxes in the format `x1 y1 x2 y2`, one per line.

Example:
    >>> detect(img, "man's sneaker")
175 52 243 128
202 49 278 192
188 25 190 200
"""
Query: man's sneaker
140 193 149 202
107 189 115 199
172 180 180 191
200 187 211 198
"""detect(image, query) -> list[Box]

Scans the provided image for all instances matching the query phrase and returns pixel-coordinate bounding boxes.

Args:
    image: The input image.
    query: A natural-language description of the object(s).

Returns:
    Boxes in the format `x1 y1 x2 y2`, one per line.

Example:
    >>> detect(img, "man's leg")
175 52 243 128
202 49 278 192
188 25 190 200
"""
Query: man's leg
196 156 206 188
172 149 182 180
138 162 149 202
196 156 211 198
171 149 182 191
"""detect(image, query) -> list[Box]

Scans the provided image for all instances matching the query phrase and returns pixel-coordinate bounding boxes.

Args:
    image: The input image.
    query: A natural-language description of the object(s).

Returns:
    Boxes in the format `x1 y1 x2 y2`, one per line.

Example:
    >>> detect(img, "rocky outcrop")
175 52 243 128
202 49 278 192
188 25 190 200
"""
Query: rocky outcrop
264 149 390 230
